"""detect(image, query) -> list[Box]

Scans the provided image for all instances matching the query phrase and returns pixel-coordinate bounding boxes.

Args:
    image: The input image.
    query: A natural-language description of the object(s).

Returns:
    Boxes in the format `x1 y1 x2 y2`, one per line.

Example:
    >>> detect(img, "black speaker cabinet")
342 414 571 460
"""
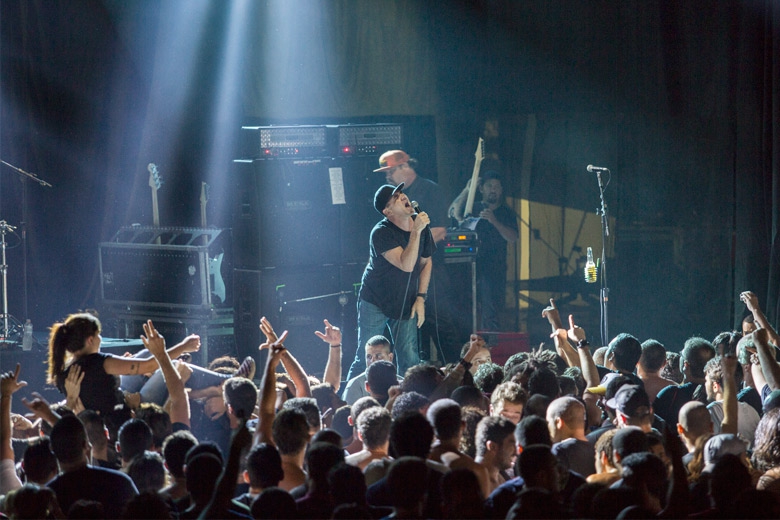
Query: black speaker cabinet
99 227 232 311
231 157 380 269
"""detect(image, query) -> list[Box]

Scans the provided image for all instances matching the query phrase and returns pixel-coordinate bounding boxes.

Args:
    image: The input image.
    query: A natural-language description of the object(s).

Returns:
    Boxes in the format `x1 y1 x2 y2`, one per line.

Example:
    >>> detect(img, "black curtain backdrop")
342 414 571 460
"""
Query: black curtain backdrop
1 0 777 348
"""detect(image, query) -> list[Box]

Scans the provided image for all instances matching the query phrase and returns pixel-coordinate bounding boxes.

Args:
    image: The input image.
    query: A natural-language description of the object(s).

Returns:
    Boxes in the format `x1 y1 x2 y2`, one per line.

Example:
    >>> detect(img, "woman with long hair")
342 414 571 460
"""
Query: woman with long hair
47 312 251 415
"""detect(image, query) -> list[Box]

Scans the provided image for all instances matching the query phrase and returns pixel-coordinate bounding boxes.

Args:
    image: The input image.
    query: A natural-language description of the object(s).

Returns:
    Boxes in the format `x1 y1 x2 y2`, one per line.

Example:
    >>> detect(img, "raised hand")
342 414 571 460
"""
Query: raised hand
314 319 342 347
463 334 484 362
567 314 587 344
179 334 201 353
740 291 760 313
0 364 26 397
263 330 289 368
259 316 280 346
141 320 166 356
21 392 58 426
542 298 565 331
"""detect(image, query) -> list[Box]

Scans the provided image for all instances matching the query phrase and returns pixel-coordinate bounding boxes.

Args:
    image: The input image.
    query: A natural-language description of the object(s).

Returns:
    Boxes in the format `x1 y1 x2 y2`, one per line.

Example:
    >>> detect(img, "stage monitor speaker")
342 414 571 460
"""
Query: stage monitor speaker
99 227 232 311
231 157 381 270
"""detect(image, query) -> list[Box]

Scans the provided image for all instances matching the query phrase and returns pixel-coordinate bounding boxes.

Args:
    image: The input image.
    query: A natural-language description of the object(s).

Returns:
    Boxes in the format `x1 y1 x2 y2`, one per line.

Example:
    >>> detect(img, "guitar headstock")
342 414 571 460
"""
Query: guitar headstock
200 182 210 205
474 138 485 164
147 163 162 191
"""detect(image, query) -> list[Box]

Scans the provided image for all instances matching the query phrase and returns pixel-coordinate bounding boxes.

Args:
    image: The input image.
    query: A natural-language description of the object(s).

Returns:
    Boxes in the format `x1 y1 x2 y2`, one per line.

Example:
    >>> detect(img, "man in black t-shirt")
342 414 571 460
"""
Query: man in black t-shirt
450 171 518 330
371 149 468 364
347 182 434 378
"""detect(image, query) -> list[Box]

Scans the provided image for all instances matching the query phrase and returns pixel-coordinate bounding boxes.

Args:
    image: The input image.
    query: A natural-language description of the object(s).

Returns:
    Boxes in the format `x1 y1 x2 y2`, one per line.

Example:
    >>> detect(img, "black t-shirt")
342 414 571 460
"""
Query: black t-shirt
653 382 707 425
60 353 122 416
359 218 434 319
475 204 518 279
47 464 138 519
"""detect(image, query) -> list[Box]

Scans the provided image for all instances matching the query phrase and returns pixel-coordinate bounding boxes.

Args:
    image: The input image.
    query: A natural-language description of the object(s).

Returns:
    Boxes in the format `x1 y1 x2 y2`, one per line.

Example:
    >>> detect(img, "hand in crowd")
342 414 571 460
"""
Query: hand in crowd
176 359 193 385
21 392 59 426
542 298 565 331
388 385 402 399
10 413 36 434
740 291 760 313
259 316 281 346
0 364 26 398
463 334 485 363
141 320 167 356
179 334 201 353
64 364 84 399
567 314 587 344
263 330 289 369
314 319 342 347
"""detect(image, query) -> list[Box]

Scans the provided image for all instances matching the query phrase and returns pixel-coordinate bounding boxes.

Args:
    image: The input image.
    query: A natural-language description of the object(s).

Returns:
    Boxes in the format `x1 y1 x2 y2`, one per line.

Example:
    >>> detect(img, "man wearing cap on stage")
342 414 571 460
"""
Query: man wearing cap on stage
369 149 467 365
374 150 449 243
347 182 434 379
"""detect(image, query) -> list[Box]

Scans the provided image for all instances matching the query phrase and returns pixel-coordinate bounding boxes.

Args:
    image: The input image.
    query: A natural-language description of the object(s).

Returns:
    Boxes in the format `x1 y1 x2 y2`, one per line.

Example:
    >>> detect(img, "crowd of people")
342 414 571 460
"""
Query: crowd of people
0 289 779 519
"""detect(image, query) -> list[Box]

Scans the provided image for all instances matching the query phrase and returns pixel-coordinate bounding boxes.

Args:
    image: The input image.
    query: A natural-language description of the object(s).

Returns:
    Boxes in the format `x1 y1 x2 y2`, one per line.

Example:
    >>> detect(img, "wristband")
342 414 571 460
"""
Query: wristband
416 293 427 301
329 344 342 349
459 358 473 370
577 339 590 349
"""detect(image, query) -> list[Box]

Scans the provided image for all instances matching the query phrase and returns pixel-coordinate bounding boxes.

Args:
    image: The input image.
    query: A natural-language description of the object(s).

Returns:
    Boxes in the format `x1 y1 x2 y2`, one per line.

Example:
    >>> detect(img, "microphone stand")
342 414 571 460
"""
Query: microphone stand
595 170 610 347
0 159 53 341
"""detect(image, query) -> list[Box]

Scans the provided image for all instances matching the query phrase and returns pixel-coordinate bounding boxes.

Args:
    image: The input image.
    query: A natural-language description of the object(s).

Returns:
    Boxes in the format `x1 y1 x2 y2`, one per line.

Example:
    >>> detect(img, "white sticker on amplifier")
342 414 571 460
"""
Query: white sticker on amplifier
329 167 346 205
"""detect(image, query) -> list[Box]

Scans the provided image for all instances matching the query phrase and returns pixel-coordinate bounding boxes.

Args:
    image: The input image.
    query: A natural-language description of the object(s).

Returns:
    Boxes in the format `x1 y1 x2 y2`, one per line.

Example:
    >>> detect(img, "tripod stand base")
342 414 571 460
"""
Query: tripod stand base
0 314 24 342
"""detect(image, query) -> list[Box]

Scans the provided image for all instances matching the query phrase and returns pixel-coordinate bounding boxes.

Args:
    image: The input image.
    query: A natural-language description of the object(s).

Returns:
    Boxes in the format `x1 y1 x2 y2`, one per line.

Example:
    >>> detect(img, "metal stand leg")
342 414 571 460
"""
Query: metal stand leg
471 258 477 333
0 221 22 341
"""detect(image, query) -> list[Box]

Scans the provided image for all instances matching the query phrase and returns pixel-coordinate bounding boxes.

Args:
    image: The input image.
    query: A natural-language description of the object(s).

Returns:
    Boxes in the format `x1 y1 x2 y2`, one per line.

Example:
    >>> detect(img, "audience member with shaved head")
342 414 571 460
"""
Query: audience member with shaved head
547 396 595 477
677 401 714 466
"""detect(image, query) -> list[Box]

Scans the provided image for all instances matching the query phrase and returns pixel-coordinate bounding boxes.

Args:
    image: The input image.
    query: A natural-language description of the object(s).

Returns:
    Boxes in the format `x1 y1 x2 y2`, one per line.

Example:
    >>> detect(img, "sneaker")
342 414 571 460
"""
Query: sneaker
237 356 256 380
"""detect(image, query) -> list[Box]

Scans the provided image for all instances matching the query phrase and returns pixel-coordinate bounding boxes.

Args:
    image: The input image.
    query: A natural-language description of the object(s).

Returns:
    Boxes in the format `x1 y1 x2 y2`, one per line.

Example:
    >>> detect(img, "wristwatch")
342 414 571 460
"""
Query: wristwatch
416 292 427 301
459 358 473 370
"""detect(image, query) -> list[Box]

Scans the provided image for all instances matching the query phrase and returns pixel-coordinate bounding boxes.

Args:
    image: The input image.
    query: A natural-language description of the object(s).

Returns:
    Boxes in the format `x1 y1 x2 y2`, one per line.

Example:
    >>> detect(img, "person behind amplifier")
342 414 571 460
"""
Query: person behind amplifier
449 170 518 330
347 183 434 379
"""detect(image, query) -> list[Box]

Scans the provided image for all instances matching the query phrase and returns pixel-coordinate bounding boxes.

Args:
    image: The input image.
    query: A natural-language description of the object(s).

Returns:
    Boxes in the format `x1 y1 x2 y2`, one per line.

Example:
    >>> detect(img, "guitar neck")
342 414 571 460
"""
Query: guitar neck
464 138 484 217
151 189 160 227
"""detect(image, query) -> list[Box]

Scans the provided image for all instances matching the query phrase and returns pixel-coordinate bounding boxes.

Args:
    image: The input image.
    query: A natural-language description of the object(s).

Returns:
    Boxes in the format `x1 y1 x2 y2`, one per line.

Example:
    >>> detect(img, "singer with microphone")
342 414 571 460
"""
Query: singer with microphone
346 182 434 379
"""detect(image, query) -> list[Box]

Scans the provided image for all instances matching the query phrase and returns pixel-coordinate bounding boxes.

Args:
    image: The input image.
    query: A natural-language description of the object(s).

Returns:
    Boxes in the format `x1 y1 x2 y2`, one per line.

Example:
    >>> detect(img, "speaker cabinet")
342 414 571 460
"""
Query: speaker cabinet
231 157 380 269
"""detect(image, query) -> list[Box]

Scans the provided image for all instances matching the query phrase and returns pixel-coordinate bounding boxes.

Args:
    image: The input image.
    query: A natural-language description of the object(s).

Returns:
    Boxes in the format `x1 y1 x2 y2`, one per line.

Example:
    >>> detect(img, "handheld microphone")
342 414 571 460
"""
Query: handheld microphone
411 201 437 252
587 165 610 173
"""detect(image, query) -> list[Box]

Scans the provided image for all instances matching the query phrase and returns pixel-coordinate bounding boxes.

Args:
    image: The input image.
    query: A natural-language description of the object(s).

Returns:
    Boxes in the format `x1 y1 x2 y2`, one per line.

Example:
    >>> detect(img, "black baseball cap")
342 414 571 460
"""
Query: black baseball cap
374 183 404 214
606 384 651 418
